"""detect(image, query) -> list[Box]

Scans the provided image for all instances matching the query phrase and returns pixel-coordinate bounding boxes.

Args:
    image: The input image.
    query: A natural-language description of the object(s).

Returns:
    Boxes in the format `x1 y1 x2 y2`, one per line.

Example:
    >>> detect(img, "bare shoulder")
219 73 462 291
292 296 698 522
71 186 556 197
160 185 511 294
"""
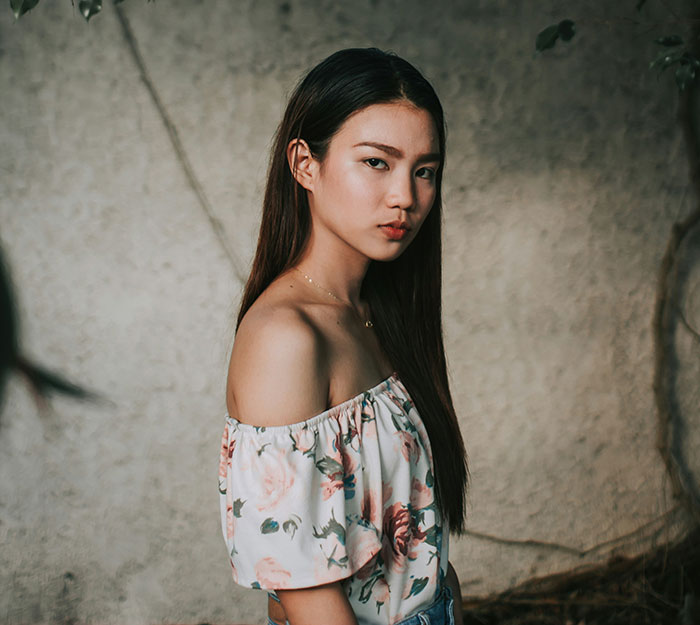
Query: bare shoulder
226 295 330 427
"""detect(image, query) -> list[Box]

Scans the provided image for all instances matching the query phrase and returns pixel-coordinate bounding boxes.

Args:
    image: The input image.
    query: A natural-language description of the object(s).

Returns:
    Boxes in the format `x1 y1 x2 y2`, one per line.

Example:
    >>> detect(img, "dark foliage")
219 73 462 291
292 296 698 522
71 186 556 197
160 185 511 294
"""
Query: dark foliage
462 527 700 625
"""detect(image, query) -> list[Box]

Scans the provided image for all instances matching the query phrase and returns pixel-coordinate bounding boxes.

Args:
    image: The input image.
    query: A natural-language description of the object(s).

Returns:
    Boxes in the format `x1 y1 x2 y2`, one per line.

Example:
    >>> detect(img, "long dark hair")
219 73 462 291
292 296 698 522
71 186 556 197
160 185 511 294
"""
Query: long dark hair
236 47 468 534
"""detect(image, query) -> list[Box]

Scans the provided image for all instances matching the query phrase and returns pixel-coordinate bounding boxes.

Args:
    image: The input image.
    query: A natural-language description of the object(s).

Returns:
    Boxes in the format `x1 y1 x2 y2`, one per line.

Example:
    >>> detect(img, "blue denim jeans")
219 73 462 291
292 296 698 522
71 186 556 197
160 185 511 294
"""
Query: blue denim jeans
266 583 455 625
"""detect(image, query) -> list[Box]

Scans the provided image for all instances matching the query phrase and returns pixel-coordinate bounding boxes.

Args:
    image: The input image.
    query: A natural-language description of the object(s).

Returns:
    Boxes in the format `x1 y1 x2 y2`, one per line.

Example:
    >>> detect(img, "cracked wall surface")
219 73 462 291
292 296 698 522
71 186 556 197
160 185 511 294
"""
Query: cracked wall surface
1 0 698 623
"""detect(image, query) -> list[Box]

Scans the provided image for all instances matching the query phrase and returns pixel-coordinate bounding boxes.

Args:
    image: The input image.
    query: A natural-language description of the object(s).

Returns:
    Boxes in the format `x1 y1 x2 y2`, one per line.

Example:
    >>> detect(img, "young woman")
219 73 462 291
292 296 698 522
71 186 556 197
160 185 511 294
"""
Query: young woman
219 48 468 625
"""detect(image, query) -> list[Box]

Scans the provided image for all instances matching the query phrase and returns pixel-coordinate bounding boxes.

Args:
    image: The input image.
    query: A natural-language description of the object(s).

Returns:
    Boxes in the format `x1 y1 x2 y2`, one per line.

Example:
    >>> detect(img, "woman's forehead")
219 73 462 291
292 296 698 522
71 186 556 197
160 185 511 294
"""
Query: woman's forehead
332 102 440 157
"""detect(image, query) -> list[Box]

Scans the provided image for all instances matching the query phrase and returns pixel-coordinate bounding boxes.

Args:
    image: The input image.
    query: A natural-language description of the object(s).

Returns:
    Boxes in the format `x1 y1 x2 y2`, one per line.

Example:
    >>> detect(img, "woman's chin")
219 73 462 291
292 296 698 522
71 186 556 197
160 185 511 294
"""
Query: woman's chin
368 245 409 263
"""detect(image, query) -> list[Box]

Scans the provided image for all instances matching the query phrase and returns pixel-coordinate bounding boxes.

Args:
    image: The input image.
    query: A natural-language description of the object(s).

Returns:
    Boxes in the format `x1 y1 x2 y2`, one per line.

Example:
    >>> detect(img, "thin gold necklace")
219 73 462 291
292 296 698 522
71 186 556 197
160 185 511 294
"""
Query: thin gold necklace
293 267 374 328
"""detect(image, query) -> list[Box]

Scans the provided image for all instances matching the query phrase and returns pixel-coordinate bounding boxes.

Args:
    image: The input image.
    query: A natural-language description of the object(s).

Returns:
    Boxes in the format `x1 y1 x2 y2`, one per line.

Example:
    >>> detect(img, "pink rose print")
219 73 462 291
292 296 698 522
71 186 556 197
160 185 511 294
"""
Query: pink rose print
351 403 364 443
409 477 433 510
396 430 421 464
381 502 427 574
346 527 381 572
355 554 377 581
226 500 235 540
359 401 378 440
256 448 295 511
255 557 292 587
219 425 234 481
341 445 359 476
290 427 316 454
384 389 405 412
374 577 390 605
382 482 394 508
321 478 343 501
381 502 411 574
361 487 382 528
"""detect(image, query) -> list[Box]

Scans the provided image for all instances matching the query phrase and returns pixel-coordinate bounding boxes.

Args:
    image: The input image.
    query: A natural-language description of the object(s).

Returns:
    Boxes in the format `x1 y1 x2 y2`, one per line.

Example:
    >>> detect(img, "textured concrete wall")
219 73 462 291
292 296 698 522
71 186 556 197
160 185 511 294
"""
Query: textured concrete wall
1 0 698 623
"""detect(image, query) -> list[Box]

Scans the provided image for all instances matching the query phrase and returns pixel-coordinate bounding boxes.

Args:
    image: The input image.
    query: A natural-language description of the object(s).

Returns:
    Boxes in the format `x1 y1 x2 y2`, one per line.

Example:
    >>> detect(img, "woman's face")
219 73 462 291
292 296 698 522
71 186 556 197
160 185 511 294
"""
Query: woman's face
302 100 441 263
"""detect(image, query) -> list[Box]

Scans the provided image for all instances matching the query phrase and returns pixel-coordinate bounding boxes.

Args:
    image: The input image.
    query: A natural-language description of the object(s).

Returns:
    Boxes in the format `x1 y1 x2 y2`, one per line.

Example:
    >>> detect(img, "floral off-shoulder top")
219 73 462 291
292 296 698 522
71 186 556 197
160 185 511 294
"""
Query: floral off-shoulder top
218 373 449 625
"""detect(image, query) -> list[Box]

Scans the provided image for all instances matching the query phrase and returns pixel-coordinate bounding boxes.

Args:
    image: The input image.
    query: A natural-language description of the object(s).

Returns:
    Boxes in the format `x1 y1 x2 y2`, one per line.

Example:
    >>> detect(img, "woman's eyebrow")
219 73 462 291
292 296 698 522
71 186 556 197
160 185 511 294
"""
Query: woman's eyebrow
352 141 441 163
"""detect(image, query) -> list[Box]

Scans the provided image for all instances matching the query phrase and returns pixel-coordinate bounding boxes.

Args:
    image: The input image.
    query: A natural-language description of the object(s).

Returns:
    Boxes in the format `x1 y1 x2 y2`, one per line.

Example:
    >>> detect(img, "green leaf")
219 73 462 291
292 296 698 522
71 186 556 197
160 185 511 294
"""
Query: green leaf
315 456 343 479
636 0 648 9
404 577 429 599
312 511 346 545
655 35 683 47
283 518 299 538
676 64 696 91
78 0 102 21
650 49 685 71
423 524 439 547
683 53 700 69
535 24 560 52
260 517 280 534
233 498 245 518
11 0 40 19
558 19 575 42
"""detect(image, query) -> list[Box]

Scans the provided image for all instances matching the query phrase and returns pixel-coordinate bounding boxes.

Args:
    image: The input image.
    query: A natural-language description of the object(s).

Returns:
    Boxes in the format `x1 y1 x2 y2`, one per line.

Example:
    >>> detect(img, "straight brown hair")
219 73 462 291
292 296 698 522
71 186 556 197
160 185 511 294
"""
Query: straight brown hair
236 48 468 534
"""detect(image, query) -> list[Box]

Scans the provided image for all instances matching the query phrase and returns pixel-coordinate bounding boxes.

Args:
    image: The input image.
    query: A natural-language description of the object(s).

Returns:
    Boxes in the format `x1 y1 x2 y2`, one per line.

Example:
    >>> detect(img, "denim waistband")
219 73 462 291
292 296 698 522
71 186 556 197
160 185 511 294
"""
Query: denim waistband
393 583 454 625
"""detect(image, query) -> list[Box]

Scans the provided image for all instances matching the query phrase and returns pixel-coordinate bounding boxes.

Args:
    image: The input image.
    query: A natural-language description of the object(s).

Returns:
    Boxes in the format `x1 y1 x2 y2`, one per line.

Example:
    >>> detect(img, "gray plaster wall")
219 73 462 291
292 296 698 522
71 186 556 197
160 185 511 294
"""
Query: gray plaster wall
1 0 698 623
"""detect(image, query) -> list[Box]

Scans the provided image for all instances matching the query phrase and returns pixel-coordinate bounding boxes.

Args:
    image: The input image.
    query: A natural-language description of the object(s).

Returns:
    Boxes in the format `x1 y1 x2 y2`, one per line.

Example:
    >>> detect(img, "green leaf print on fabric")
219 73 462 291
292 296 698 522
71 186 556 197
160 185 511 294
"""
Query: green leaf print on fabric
218 375 449 620
289 427 318 458
423 524 439 548
315 456 343 479
358 568 384 604
282 514 302 539
360 403 376 424
404 577 429 599
312 509 346 544
409 504 426 527
343 473 356 500
322 543 349 569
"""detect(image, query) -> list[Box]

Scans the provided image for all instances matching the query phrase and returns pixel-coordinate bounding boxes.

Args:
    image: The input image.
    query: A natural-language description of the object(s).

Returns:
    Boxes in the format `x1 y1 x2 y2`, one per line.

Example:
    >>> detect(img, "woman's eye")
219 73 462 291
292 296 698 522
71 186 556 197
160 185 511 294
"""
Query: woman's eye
365 158 388 169
417 167 436 180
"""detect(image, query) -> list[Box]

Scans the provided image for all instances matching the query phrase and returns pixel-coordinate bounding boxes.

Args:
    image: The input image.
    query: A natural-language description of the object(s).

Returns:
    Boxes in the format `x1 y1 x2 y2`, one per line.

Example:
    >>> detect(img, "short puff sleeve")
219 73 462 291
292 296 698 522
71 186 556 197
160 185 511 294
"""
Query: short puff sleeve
218 398 383 590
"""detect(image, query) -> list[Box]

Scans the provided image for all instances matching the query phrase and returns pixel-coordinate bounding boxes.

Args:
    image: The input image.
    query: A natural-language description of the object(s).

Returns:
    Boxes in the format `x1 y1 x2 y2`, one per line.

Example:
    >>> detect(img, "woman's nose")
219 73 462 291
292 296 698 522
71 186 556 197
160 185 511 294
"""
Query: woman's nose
386 172 415 210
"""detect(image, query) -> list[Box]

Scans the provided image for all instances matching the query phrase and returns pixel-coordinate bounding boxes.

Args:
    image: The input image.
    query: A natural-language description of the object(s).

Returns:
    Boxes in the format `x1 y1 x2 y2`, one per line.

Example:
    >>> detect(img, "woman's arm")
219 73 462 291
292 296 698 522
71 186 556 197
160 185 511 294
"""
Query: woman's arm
229 310 355 625
445 561 463 625
276 582 359 625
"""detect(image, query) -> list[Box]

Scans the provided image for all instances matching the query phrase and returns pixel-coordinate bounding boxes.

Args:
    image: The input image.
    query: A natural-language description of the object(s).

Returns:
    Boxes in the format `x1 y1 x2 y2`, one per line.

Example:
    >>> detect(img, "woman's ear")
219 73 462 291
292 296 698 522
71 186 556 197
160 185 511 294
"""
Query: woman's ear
286 138 317 192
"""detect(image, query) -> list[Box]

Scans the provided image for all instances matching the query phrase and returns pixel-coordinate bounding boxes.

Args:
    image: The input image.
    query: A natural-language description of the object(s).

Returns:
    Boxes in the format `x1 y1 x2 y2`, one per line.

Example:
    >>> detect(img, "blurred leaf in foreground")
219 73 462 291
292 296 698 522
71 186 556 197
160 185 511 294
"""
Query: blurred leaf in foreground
10 0 40 19
0 248 100 417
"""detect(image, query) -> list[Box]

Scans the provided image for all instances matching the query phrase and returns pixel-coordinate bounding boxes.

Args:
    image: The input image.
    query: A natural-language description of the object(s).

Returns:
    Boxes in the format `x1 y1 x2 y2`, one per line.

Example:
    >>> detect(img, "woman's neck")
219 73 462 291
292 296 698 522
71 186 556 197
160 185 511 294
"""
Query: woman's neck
293 228 370 309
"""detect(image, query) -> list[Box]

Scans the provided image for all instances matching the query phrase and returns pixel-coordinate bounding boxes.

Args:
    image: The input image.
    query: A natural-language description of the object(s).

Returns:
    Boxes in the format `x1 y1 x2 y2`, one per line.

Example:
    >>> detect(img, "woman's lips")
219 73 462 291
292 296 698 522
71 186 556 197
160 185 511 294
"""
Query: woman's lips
380 225 410 240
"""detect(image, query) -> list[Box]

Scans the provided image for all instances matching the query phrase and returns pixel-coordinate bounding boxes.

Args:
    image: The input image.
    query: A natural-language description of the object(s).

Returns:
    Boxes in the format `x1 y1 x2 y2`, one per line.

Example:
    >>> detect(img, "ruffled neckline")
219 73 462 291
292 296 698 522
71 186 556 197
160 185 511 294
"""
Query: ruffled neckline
226 371 401 433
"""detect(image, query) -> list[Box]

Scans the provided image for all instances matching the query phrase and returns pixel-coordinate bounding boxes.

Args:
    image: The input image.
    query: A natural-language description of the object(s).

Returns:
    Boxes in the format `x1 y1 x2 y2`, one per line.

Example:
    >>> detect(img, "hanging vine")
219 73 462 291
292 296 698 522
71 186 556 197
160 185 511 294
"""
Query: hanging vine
536 1 700 522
